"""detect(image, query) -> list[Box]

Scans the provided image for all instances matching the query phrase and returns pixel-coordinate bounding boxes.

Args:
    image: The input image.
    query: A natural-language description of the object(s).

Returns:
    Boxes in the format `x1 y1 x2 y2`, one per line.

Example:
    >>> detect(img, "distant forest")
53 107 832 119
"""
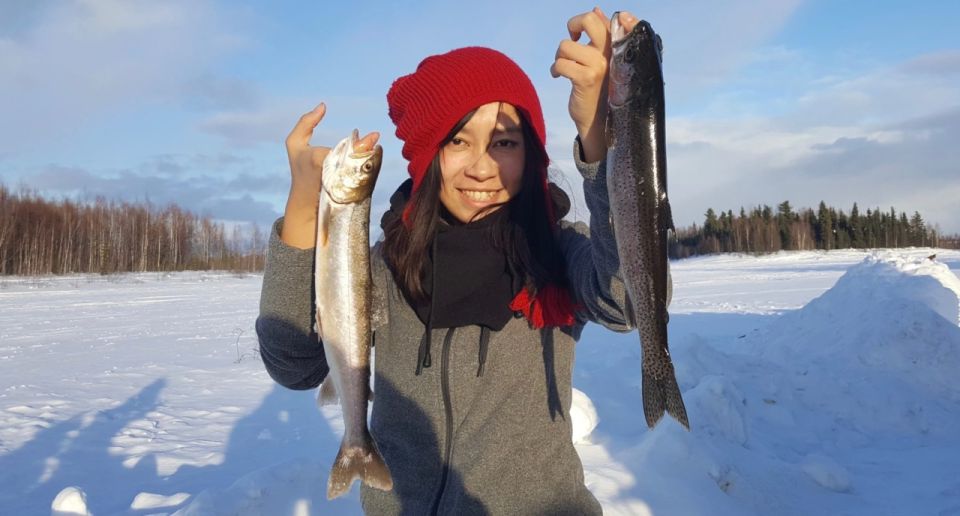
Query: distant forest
670 201 959 259
2 184 957 275
0 184 266 276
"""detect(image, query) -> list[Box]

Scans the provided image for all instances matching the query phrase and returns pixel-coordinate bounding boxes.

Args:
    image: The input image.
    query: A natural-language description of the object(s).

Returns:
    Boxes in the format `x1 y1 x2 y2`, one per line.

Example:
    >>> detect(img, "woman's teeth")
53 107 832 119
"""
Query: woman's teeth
462 190 498 202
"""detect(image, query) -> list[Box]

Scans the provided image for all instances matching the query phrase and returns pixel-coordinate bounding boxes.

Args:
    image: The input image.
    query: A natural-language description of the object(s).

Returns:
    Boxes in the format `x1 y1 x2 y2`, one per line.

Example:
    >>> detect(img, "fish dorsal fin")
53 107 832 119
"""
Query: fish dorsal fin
623 291 637 329
661 197 675 233
315 312 323 341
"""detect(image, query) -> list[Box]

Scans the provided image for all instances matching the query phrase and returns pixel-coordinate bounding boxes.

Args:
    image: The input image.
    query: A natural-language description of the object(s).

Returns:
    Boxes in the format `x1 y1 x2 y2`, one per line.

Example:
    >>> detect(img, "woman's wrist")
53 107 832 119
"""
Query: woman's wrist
578 125 606 163
280 197 319 249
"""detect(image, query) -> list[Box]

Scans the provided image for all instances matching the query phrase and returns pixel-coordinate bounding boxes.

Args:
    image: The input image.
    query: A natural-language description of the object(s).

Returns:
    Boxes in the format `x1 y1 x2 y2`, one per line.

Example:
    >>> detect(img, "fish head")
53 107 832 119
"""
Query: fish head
321 129 383 203
609 15 663 109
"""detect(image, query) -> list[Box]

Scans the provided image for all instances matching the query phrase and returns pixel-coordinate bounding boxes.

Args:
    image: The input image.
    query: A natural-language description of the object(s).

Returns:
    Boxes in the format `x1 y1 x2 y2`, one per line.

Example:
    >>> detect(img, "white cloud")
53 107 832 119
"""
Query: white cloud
659 49 960 233
0 0 250 155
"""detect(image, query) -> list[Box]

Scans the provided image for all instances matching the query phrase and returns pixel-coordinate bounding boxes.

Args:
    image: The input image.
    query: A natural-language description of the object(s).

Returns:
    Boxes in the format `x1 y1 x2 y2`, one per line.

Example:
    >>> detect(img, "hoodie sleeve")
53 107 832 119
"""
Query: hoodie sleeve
255 217 329 390
557 137 634 332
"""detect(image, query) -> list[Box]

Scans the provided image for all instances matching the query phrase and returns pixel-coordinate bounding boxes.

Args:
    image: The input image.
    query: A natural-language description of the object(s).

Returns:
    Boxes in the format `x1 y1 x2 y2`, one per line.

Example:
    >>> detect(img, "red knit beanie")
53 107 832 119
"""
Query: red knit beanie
387 46 549 199
387 46 577 329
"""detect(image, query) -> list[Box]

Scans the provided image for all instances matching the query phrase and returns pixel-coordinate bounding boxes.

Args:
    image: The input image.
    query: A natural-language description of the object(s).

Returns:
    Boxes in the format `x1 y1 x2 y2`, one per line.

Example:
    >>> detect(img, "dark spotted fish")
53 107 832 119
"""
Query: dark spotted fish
315 130 393 498
607 16 689 430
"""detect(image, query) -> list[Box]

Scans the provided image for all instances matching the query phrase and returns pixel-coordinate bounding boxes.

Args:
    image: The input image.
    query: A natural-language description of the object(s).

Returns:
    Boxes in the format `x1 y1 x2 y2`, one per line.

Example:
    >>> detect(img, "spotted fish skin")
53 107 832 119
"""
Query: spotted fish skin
315 130 393 498
607 16 689 430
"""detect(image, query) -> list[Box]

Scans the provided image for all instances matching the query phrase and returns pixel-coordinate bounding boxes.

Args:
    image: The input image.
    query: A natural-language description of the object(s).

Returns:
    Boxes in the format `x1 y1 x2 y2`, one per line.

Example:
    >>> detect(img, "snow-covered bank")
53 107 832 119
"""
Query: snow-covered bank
2 249 959 515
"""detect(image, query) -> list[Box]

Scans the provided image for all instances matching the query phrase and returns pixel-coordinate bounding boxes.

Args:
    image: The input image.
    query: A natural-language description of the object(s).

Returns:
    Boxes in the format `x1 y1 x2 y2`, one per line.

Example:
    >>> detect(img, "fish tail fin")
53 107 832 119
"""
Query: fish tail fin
643 372 690 430
317 379 338 406
326 439 394 499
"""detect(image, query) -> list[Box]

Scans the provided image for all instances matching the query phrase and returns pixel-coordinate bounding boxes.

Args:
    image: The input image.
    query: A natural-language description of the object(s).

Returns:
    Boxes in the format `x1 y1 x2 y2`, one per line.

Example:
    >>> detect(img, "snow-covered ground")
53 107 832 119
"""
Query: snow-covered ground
2 249 959 515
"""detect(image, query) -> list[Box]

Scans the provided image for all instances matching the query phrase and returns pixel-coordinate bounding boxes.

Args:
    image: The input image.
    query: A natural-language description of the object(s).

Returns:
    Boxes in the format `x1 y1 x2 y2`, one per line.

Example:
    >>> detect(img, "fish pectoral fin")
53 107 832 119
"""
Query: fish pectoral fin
318 200 331 247
666 264 673 308
605 114 615 150
661 197 676 233
317 379 339 406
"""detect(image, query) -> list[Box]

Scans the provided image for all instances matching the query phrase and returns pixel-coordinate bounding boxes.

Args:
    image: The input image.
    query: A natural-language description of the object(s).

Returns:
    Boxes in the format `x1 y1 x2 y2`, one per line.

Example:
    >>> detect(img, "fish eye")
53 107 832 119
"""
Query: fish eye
362 161 373 171
625 46 636 62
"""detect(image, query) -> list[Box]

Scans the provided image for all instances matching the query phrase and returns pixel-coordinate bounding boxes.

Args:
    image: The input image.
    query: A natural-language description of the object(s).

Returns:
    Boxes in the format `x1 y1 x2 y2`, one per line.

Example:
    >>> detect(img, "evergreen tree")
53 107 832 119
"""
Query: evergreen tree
817 201 834 250
704 208 719 238
777 201 793 250
850 203 864 248
836 210 850 248
910 212 926 246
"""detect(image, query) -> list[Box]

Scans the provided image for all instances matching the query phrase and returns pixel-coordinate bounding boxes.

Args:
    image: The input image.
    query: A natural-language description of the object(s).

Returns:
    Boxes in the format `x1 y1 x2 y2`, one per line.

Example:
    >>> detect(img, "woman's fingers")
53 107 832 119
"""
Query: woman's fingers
618 11 640 33
286 103 326 152
566 7 610 52
553 39 606 80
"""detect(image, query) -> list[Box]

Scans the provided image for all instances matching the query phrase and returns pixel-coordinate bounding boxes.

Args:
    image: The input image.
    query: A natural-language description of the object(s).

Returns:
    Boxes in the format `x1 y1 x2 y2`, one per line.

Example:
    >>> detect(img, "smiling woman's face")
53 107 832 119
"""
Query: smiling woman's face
438 102 526 223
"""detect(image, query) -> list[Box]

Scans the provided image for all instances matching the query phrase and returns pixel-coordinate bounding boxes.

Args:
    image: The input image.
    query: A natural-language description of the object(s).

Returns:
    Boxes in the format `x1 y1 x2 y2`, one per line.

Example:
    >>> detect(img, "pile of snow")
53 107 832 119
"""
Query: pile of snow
51 487 89 516
570 387 599 443
757 252 960 403
574 250 960 515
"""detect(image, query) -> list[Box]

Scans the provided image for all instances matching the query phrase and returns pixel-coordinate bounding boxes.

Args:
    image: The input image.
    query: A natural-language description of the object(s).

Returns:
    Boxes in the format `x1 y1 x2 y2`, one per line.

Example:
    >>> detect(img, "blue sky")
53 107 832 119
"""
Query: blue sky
2 0 958 233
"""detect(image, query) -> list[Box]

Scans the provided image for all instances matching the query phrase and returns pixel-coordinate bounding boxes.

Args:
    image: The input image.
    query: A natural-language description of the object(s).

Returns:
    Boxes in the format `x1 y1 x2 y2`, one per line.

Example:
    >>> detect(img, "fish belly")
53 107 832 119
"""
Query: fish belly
314 193 392 498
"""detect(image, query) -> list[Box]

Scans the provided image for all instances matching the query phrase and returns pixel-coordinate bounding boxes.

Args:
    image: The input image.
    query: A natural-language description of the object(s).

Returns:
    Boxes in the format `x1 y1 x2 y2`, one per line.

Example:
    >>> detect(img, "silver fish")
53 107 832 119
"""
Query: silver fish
607 16 689 430
315 130 393 498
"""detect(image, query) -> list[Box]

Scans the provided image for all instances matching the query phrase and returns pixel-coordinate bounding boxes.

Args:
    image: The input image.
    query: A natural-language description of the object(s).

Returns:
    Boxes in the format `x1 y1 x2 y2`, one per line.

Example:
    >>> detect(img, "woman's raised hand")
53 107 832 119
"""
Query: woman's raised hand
551 8 639 163
281 103 379 249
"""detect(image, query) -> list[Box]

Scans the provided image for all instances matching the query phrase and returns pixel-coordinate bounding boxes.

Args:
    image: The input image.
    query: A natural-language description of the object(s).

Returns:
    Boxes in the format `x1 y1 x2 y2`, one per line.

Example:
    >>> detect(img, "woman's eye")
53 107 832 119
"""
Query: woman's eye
493 139 519 149
449 137 466 146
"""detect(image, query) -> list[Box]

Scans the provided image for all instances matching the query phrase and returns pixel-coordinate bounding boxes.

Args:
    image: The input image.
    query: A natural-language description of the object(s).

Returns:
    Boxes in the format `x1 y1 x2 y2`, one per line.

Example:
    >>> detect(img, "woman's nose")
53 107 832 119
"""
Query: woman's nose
464 149 498 180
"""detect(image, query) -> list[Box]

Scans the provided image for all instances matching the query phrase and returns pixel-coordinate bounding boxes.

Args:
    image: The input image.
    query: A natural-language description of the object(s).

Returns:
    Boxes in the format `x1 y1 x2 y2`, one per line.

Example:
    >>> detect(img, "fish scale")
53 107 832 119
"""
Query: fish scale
607 16 689 430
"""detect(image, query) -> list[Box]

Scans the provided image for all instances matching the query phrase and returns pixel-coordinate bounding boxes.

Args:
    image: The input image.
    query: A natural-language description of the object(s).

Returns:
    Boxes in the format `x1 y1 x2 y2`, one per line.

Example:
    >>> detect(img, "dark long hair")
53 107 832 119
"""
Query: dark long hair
382 104 569 304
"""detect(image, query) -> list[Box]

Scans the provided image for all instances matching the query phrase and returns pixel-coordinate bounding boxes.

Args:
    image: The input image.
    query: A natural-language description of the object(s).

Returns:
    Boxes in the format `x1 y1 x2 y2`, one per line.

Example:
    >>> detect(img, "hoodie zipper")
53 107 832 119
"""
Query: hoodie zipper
430 327 457 515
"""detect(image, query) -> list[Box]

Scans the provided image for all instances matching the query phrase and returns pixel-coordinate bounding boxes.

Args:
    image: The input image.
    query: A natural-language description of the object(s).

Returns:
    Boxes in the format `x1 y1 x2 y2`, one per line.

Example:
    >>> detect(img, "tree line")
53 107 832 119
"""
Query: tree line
670 201 957 258
0 184 266 276
3 184 956 274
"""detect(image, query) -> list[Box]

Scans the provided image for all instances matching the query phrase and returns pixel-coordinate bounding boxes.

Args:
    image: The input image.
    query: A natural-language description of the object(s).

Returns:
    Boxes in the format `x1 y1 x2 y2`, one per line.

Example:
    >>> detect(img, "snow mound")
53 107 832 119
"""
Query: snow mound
570 388 598 443
844 252 960 325
51 487 90 516
800 452 852 493
174 458 359 516
759 251 960 402
684 375 748 446
131 491 192 511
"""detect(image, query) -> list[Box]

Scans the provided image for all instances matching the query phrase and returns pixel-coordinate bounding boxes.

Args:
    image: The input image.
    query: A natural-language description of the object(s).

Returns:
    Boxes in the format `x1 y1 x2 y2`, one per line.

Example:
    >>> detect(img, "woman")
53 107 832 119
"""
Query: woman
258 8 640 515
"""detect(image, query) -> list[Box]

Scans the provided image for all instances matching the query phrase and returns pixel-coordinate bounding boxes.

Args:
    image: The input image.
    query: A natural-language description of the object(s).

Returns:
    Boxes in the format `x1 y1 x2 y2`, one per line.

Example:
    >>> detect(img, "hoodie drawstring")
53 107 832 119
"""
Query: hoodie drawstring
416 237 441 375
415 235 497 377
476 326 490 377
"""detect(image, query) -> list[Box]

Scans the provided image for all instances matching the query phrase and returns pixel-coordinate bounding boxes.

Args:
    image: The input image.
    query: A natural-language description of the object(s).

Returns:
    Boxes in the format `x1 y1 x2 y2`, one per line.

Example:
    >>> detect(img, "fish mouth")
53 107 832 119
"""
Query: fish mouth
611 12 629 47
346 128 375 159
611 15 655 47
608 17 660 109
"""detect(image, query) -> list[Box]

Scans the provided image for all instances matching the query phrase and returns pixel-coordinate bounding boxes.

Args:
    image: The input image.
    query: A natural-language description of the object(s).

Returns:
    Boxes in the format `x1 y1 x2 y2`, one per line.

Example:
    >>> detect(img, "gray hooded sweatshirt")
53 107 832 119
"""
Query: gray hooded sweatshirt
257 141 633 515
